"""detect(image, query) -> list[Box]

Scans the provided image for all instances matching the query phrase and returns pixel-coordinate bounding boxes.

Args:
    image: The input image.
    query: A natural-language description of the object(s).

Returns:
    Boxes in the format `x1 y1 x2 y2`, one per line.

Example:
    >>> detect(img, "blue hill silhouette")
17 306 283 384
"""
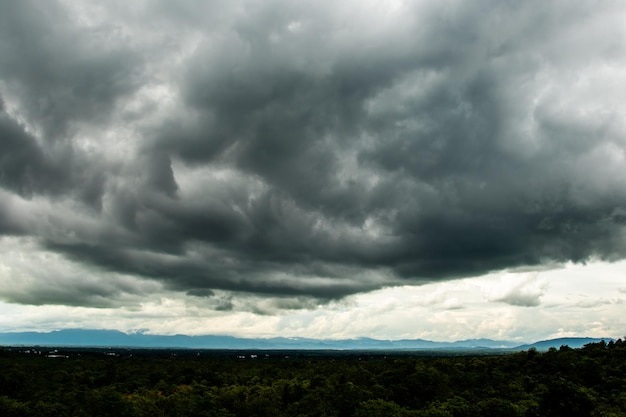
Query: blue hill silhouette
0 329 614 351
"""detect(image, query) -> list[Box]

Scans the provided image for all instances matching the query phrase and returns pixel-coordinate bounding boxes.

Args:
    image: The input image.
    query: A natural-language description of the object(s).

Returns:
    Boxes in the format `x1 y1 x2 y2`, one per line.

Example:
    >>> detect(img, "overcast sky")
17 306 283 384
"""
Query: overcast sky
1 0 625 342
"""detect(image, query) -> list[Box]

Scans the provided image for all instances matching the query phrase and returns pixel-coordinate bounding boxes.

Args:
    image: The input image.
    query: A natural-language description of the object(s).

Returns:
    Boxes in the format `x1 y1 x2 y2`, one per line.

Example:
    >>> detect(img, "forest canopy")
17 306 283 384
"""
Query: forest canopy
1 340 625 416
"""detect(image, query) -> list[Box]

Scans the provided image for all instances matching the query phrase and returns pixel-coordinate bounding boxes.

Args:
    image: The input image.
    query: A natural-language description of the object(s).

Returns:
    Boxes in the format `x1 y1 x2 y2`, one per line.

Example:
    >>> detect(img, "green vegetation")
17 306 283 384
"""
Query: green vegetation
1 340 625 416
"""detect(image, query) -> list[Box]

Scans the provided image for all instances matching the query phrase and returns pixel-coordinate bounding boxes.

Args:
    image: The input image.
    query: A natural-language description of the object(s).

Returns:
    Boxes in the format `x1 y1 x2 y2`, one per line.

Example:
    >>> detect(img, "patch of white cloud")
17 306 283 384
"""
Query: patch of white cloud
574 298 623 309
486 273 548 307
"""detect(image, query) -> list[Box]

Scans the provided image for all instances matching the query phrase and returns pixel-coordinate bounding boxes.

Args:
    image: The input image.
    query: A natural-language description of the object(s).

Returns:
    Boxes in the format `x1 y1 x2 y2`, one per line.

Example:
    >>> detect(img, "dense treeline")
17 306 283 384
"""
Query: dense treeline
1 340 626 416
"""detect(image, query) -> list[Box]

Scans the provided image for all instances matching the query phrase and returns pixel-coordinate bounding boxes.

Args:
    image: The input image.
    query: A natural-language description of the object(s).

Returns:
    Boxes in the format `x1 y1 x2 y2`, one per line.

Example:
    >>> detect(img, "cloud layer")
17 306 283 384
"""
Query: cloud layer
1 0 626 308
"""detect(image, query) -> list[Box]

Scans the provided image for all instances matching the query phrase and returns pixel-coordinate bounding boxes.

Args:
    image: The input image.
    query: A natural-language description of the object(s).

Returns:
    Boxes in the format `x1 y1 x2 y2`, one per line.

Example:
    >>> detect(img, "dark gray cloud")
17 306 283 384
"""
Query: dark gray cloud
0 103 70 197
0 0 143 138
1 0 626 308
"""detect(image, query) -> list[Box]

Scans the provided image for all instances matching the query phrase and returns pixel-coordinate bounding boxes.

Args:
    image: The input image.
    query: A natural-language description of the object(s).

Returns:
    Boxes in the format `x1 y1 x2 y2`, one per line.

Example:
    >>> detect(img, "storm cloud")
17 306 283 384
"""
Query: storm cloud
1 0 626 308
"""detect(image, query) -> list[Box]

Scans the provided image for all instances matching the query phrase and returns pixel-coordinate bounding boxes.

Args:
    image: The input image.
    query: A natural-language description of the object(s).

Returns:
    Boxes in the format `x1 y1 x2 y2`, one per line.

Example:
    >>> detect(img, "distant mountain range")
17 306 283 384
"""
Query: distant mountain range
0 329 614 352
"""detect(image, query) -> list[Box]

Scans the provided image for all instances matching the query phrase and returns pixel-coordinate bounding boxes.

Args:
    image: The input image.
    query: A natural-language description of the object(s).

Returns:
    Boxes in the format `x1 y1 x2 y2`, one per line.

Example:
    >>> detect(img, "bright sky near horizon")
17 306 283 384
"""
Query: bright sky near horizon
1 0 626 342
